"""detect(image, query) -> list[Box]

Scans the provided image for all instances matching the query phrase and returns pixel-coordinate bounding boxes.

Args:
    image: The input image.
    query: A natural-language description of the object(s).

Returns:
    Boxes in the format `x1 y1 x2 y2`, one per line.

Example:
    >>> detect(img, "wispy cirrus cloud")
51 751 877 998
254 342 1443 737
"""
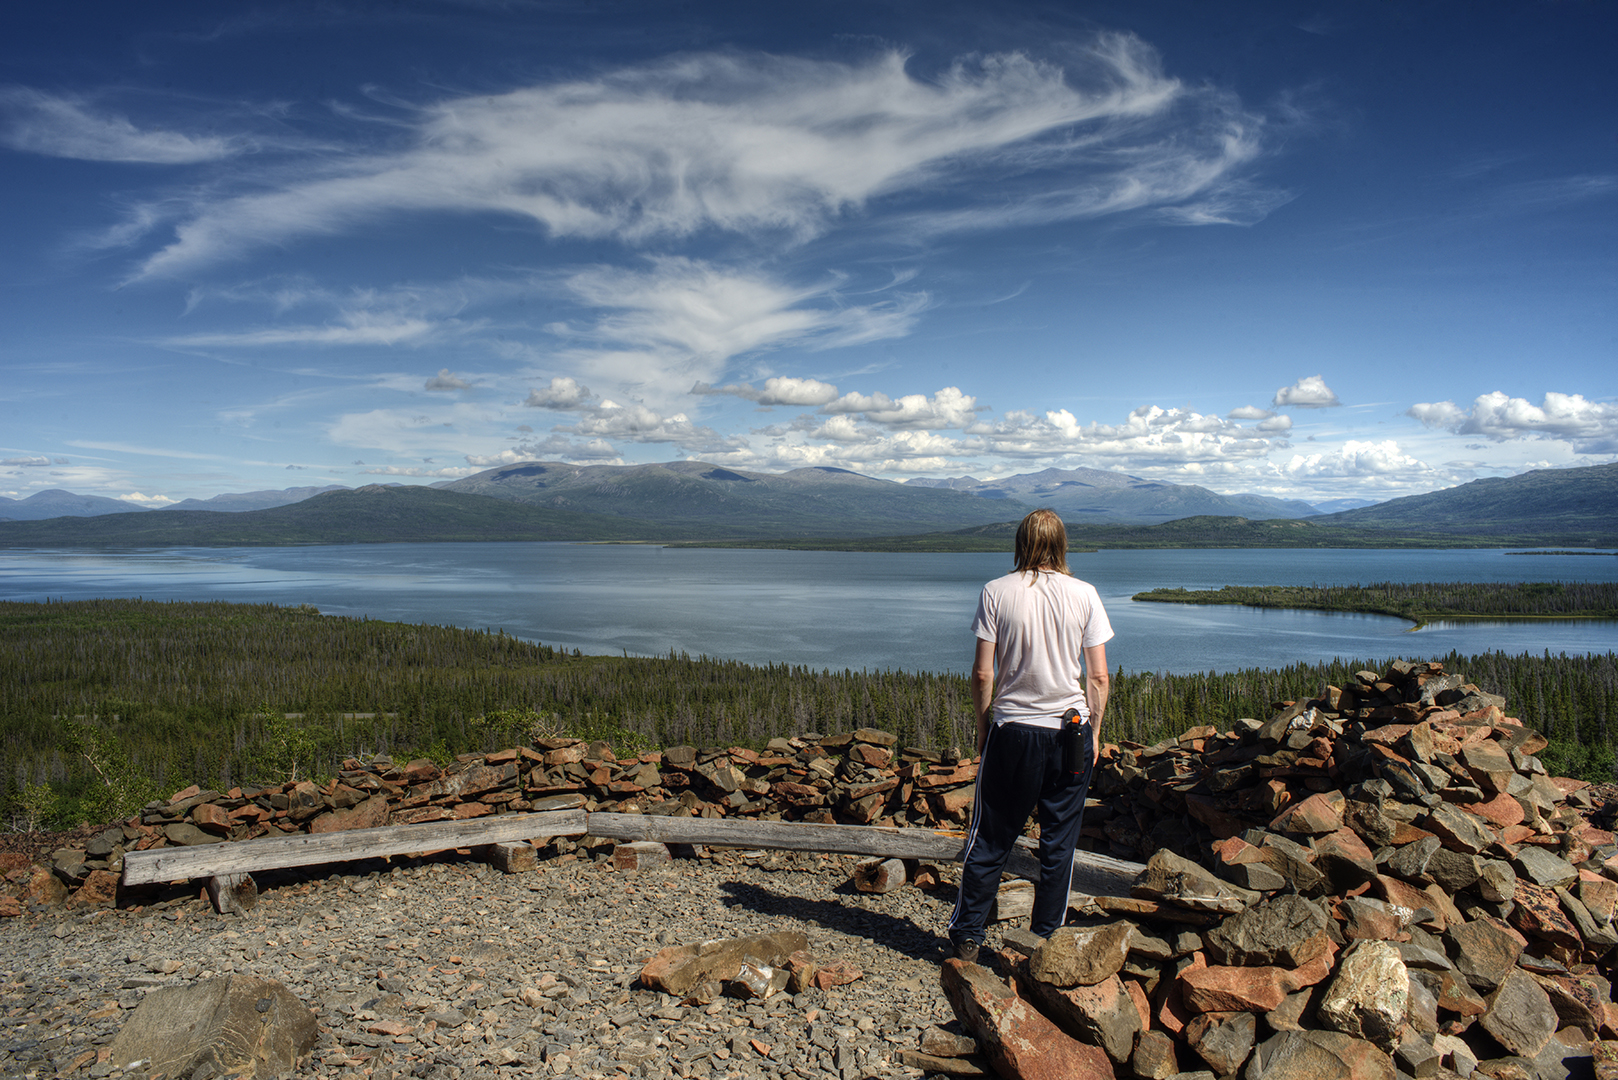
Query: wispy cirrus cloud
165 314 443 348
66 440 229 461
545 257 925 404
162 277 495 349
0 88 244 164
115 38 1277 280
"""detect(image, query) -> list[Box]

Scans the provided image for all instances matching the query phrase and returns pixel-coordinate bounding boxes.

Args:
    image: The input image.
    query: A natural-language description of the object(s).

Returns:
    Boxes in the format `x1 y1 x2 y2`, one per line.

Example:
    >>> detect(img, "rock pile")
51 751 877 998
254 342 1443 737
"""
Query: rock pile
6 726 981 912
929 659 1618 1080
9 657 1618 1080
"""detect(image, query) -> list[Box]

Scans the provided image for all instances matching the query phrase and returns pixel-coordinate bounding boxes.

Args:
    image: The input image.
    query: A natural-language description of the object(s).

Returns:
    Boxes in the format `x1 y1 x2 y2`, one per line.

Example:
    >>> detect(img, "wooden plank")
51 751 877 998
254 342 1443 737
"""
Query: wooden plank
588 812 970 859
121 809 588 886
124 806 1144 897
586 813 1143 896
1002 846 1145 900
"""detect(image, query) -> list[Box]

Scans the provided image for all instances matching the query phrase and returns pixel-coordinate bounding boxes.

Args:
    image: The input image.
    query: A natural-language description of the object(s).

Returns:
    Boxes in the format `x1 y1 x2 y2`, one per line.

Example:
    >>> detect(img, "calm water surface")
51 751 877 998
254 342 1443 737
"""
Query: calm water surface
3 544 1615 675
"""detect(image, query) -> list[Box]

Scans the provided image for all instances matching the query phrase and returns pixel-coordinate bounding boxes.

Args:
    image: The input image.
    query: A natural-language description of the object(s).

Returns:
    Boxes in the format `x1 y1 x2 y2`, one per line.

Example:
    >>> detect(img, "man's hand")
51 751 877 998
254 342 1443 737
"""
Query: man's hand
1083 642 1109 766
971 638 995 756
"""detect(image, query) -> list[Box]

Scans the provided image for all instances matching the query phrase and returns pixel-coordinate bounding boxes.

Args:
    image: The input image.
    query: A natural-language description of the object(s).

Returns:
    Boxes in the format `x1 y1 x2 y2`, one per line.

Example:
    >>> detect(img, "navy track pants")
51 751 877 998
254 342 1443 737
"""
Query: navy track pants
947 719 1094 943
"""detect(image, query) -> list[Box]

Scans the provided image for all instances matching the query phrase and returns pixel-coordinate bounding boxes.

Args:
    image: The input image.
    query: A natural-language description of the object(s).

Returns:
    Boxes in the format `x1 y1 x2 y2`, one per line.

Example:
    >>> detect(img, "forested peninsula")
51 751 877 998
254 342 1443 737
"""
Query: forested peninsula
5 599 1616 829
1133 580 1618 628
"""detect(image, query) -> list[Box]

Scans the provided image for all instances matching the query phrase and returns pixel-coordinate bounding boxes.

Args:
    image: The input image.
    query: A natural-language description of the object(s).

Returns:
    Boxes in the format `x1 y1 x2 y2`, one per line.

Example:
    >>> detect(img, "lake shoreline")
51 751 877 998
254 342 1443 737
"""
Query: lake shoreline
5 543 1617 677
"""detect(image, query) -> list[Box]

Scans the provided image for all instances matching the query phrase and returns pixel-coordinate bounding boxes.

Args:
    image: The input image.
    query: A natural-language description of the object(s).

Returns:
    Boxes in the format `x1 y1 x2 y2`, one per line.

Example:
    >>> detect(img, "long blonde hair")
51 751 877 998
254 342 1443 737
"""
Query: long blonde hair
1013 508 1070 579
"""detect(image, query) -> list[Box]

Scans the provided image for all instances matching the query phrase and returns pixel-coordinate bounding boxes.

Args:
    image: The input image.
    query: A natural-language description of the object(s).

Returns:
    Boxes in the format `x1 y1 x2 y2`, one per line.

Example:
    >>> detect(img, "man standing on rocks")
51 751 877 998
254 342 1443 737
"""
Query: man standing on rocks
948 508 1112 961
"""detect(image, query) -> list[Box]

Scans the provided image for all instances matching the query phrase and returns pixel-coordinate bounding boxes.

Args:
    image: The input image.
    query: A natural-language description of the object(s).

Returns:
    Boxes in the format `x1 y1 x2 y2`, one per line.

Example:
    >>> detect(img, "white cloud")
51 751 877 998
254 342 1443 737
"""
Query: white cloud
126 40 1276 279
1226 405 1274 420
164 313 441 348
465 437 622 467
0 88 241 164
705 398 1306 478
1272 375 1341 409
118 491 178 505
0 455 53 467
693 376 841 407
964 404 1278 465
713 427 966 476
807 415 869 444
425 368 472 392
1407 391 1618 454
1279 439 1436 479
558 400 743 454
822 386 980 429
524 376 595 410
548 257 923 404
1406 400 1468 430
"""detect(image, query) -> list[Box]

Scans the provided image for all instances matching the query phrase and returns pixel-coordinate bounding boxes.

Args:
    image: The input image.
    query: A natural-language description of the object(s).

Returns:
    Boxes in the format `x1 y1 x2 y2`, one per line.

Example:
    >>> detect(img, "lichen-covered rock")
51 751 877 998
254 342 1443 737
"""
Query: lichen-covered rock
1316 940 1408 1052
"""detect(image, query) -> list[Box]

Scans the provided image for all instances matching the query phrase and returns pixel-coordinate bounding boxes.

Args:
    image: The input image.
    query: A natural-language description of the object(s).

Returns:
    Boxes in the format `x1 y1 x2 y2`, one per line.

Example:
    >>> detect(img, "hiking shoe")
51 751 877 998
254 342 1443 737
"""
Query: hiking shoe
953 940 980 963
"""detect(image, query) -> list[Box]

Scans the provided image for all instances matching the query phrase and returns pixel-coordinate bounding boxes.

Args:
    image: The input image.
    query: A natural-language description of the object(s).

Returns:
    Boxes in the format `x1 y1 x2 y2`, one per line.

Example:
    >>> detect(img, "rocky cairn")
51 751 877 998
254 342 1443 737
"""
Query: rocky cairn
8 658 1618 1080
929 660 1618 1080
4 725 981 915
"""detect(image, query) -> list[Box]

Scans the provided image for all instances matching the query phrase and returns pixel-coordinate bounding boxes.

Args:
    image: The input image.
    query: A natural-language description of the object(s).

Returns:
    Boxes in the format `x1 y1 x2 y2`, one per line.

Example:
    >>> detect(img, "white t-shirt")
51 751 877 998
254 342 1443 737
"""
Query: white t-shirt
971 570 1114 728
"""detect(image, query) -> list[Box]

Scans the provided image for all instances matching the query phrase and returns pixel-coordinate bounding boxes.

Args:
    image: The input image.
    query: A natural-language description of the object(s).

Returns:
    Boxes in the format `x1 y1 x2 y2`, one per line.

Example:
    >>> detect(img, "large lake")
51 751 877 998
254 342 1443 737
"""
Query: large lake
3 544 1616 675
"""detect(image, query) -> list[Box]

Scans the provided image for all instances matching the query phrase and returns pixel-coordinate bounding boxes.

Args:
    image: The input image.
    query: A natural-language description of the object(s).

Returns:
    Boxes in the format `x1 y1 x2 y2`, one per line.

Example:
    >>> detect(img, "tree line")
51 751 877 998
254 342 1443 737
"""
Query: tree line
1134 581 1618 625
3 599 1614 827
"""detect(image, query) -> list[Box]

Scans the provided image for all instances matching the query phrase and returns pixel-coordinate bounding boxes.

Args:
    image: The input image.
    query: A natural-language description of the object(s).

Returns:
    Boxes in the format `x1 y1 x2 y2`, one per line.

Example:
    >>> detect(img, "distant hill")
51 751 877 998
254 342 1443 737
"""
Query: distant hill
157 484 349 512
0 488 148 521
675 514 1589 552
433 460 1027 536
0 485 677 547
1317 463 1618 540
1309 497 1379 514
905 467 1317 523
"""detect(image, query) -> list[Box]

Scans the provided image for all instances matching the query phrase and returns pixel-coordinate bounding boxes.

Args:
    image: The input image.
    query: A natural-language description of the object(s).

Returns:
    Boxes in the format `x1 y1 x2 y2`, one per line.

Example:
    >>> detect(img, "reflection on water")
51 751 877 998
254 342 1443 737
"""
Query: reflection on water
3 544 1616 676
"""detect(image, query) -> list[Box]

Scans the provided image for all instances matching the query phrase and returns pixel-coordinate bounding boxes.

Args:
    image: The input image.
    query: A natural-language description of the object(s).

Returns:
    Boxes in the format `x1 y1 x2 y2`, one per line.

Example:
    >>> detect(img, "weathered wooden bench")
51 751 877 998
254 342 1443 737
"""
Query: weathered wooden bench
122 810 1144 913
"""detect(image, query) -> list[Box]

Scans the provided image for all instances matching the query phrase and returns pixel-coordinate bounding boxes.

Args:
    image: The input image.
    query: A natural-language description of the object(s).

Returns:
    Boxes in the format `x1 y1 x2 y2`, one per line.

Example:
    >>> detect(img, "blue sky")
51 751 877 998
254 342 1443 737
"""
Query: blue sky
2 0 1614 507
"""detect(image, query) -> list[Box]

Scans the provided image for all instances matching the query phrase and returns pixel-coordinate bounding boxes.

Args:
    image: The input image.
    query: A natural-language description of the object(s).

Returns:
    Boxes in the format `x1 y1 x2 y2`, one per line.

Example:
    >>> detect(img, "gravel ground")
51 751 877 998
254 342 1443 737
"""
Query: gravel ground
1 844 966 1080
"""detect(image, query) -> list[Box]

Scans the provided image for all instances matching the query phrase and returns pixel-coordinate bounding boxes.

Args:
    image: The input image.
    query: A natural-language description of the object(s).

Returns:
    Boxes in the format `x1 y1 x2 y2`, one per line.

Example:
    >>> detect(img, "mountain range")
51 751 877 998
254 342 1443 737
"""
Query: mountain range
904 467 1317 522
0 463 1324 525
1 461 1612 547
432 460 1019 535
